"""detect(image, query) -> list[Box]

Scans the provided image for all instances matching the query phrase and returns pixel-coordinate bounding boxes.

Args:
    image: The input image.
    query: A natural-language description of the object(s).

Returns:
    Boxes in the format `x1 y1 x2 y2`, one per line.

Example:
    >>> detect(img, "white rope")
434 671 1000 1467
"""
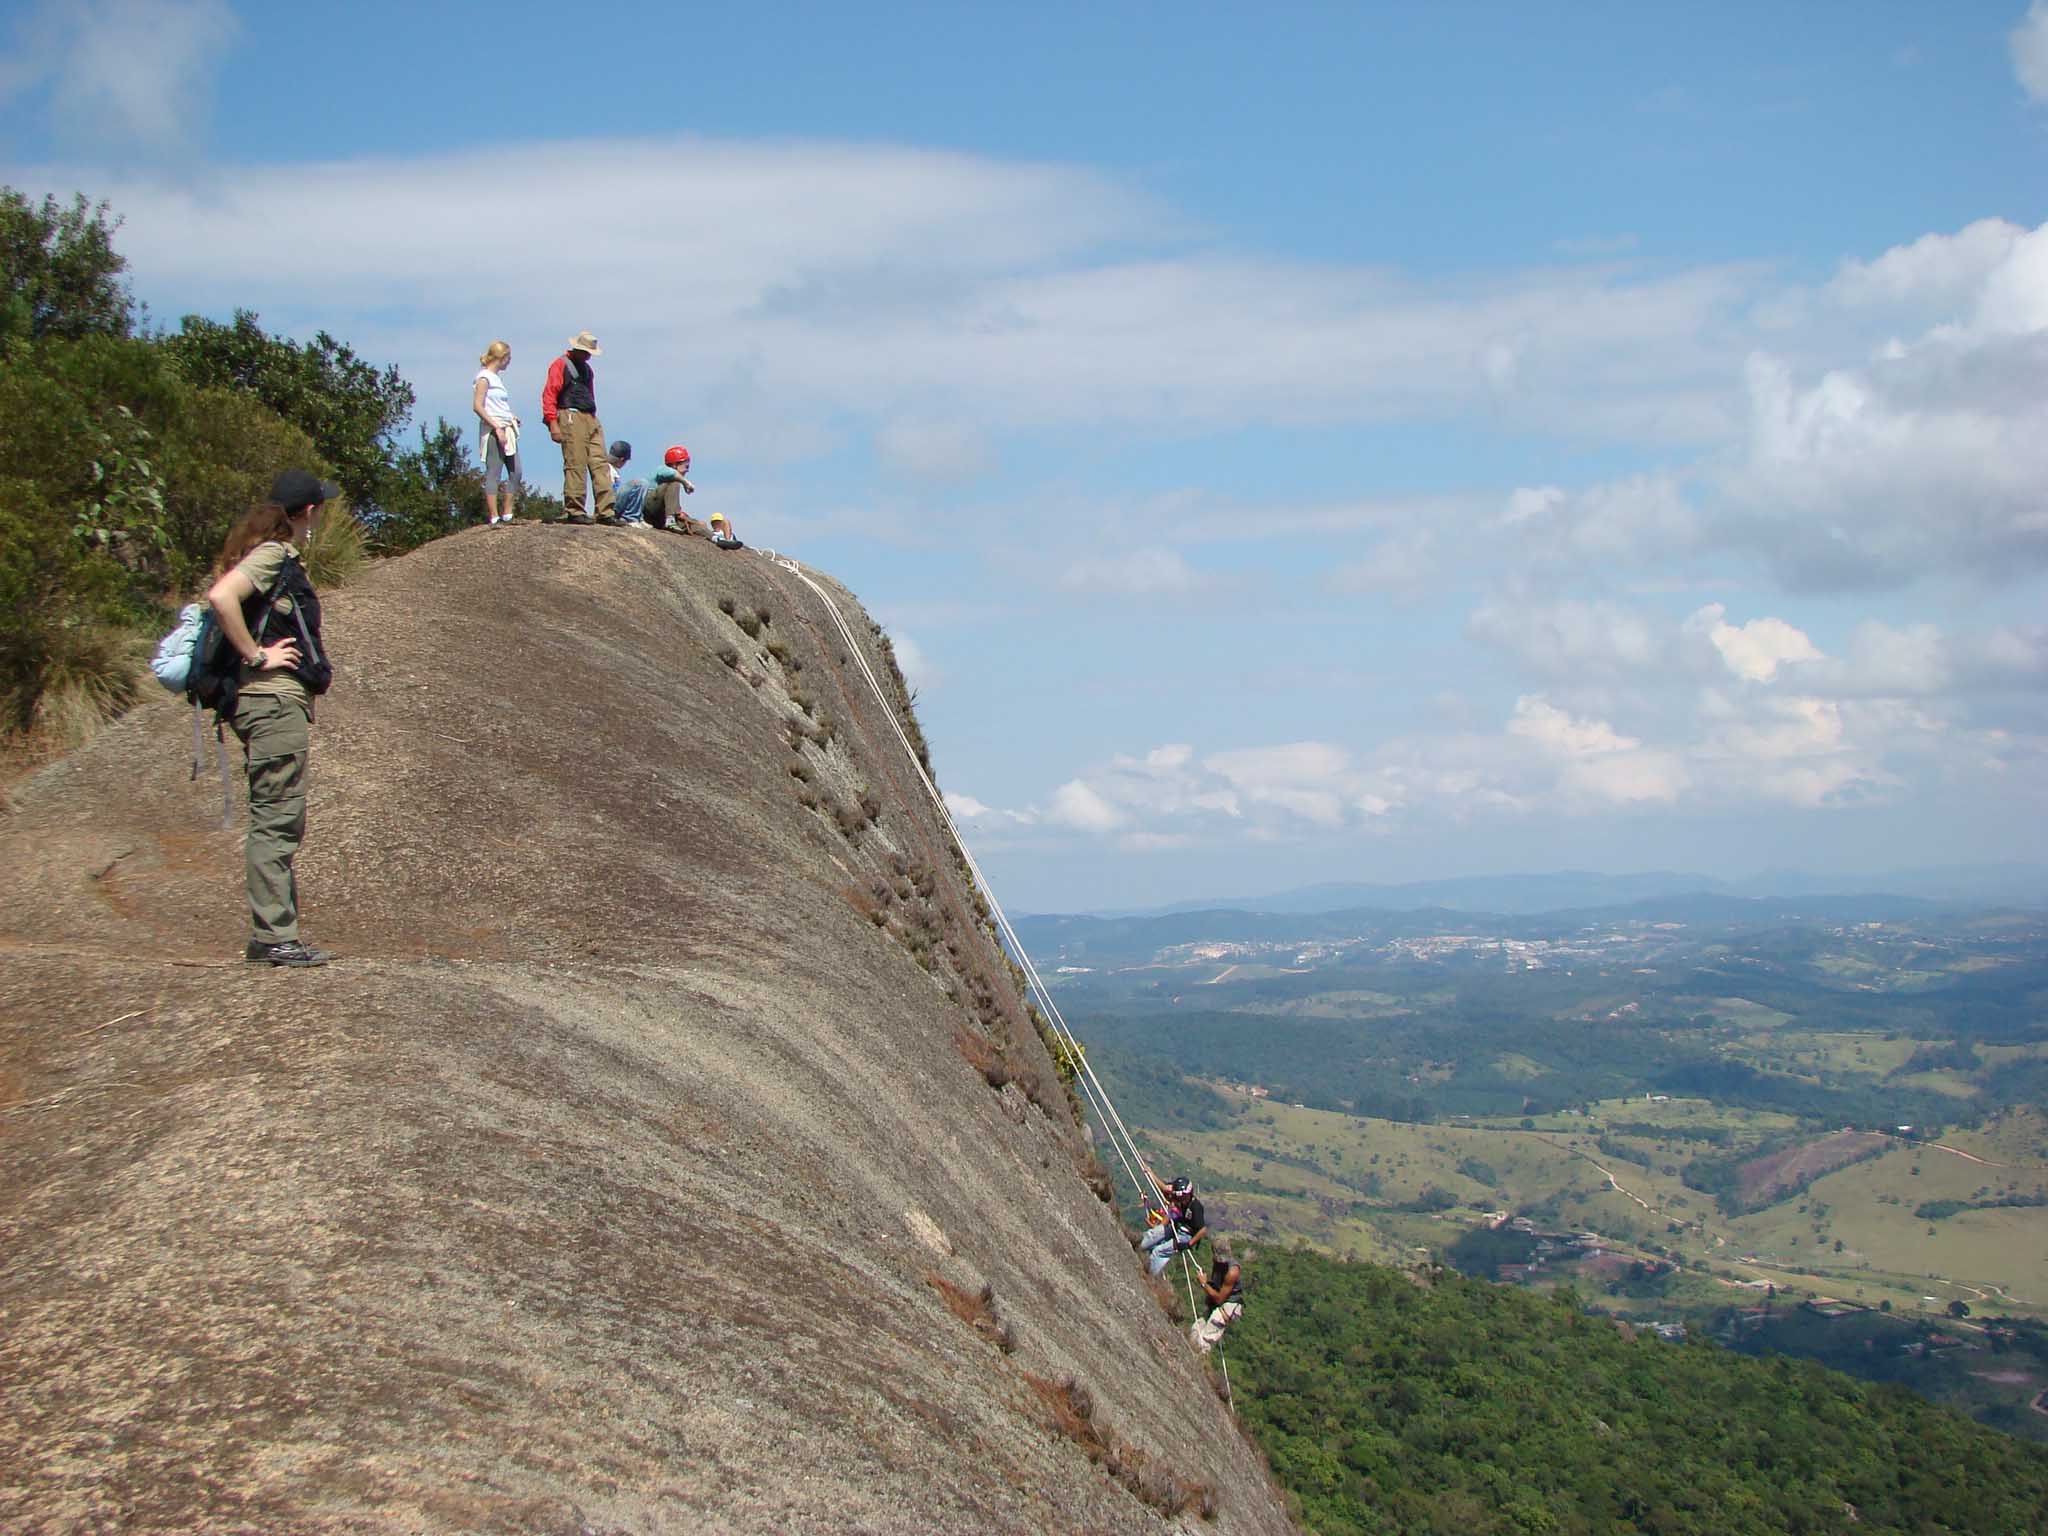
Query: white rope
761 551 1160 1210
763 549 1246 1412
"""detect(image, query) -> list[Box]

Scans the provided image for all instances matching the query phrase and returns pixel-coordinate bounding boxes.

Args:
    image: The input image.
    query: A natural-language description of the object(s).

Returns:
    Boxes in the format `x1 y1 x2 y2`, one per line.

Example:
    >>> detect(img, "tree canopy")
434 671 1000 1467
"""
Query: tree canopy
0 190 132 347
1228 1247 2048 1535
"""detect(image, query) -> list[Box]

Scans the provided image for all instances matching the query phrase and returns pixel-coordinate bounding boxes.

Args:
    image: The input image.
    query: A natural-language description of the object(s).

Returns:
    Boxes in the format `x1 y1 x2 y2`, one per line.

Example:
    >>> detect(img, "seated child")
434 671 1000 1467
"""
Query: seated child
607 440 649 524
647 444 702 533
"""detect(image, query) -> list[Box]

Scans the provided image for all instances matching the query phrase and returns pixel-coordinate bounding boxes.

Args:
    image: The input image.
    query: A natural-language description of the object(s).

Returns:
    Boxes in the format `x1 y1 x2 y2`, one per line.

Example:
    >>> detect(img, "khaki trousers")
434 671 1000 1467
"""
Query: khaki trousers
647 482 711 534
232 693 311 943
1191 1301 1242 1354
559 410 614 517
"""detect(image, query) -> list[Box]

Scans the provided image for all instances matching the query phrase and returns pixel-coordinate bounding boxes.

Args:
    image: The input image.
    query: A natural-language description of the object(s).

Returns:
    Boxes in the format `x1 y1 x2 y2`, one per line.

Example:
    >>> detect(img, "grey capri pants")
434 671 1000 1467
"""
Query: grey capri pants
483 432 520 494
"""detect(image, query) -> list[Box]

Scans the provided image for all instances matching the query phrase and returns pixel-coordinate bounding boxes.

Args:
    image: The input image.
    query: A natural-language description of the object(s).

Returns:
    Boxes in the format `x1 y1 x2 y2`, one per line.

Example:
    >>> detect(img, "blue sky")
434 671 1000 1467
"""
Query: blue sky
5 1 2047 911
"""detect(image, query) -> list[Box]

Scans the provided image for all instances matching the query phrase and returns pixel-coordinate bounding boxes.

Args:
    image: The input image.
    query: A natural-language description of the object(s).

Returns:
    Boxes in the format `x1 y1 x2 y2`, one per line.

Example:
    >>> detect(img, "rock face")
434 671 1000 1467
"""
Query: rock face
0 527 1295 1535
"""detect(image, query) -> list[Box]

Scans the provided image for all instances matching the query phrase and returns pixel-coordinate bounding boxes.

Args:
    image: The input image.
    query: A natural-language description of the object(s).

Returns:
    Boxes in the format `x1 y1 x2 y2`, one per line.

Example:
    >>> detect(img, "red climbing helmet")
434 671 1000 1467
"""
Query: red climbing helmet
664 445 691 470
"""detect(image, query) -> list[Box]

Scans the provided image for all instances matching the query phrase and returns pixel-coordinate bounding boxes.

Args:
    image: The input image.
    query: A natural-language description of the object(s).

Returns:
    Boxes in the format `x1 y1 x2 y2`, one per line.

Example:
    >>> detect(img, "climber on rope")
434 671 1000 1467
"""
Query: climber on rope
1190 1239 1243 1355
1139 1168 1206 1278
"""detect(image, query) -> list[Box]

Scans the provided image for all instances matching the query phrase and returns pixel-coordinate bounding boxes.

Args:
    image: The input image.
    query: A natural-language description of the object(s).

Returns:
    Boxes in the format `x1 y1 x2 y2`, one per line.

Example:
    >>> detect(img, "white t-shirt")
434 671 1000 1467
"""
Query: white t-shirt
475 366 514 426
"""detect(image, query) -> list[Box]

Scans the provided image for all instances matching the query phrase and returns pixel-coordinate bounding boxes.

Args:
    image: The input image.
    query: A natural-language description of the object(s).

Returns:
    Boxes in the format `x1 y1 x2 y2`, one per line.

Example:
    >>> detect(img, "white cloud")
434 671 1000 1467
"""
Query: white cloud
1058 546 1208 597
1206 742 1351 785
1506 696 1639 757
1047 779 1123 833
1469 597 1665 680
1705 694 1845 760
1 1 238 154
1502 485 1565 525
2014 2 2048 103
1827 218 2028 314
1687 604 1824 682
1562 750 1688 805
6 135 1770 459
886 631 941 694
1510 473 1700 568
1725 336 2048 587
944 791 1037 827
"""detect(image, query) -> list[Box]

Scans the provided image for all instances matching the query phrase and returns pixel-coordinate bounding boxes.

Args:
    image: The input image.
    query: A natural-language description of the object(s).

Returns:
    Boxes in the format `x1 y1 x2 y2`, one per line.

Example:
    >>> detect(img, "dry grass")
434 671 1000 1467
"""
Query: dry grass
954 1025 1009 1090
3 620 150 767
830 796 866 844
1022 1372 1214 1520
842 884 888 929
925 1273 1016 1353
304 504 369 589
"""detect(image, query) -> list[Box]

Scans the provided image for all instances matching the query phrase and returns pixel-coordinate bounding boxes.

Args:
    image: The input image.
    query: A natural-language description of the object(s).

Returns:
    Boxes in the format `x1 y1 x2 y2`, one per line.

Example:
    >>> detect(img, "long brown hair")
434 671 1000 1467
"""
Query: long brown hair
216 502 297 574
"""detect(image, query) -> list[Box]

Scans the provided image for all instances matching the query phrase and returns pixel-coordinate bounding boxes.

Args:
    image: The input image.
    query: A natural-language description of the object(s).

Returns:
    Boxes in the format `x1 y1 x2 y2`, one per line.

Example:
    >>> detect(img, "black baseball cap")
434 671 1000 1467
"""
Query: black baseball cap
270 469 340 511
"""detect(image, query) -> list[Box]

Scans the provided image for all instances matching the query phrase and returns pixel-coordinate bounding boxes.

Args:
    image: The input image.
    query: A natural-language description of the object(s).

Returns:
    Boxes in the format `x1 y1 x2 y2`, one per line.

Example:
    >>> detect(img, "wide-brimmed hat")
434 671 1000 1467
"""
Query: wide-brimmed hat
565 330 602 356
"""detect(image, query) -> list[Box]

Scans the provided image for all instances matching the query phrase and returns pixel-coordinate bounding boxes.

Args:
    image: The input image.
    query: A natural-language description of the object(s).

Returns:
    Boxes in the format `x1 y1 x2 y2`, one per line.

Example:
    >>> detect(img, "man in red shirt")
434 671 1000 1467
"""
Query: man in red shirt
540 330 616 524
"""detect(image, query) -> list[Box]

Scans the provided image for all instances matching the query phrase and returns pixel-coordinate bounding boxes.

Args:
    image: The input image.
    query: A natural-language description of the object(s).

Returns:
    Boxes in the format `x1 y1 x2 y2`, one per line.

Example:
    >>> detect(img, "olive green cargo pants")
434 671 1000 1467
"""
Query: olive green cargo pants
232 693 310 944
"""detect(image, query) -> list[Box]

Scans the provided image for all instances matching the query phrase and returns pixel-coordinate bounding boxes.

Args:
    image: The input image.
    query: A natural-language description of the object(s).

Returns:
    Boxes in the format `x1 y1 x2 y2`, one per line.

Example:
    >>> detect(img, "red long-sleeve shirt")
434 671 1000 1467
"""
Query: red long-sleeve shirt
540 354 568 425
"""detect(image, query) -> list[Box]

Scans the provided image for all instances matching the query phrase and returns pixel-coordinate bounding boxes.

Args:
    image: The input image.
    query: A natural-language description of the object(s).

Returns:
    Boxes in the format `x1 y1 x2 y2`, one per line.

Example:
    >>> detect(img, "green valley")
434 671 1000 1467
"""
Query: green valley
1026 894 2048 1444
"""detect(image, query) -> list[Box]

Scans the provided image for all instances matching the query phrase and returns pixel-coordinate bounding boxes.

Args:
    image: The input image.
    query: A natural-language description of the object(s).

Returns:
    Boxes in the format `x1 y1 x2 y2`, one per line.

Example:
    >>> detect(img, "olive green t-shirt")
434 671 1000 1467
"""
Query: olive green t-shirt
233 540 309 705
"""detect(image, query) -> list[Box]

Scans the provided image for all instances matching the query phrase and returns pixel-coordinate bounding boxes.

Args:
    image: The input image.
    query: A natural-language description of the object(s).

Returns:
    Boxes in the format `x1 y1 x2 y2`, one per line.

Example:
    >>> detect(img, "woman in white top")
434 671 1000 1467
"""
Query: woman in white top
472 340 520 524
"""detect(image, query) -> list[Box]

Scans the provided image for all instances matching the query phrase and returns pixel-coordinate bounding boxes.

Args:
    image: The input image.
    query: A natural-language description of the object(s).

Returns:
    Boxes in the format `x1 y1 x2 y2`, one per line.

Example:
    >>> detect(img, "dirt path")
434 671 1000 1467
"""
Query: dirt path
1917 1139 2008 1169
1535 1136 1664 1218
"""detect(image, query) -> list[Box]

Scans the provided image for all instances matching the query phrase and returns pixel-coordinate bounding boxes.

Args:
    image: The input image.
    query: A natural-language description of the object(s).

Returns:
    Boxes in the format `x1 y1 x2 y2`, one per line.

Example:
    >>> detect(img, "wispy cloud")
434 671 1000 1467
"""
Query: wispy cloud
8 134 1770 459
1 0 238 155
2013 2 2048 103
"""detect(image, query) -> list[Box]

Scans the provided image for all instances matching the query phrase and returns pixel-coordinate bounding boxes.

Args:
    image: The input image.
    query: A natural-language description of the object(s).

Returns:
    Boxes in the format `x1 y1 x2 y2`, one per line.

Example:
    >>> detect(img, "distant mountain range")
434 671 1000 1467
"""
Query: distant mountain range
1051 863 2048 920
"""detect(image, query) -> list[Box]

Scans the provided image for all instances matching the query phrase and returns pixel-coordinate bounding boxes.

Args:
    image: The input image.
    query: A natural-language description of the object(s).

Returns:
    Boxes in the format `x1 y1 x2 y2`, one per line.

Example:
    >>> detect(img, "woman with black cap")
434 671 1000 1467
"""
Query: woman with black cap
206 470 337 966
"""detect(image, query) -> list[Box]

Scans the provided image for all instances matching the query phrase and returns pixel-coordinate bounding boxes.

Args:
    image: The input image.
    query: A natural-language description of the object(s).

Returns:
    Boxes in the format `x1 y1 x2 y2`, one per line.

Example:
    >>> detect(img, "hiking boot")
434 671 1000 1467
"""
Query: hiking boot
594 514 624 526
563 512 595 525
247 939 332 967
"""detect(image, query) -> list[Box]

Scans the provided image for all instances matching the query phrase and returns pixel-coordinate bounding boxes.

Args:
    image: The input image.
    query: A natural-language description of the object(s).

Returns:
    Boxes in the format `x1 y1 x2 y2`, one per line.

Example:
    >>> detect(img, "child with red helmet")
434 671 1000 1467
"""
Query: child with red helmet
650 445 741 546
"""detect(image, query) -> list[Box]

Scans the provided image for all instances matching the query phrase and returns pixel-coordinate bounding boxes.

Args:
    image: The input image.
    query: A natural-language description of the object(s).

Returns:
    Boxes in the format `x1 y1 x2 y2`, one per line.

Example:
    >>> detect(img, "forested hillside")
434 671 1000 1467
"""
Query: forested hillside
1230 1247 2048 1535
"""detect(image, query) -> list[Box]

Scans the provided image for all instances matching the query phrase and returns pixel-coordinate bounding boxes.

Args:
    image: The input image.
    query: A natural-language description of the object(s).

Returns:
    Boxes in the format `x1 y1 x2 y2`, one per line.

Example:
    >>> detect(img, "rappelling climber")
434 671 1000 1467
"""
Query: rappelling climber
1190 1239 1243 1355
1139 1168 1207 1278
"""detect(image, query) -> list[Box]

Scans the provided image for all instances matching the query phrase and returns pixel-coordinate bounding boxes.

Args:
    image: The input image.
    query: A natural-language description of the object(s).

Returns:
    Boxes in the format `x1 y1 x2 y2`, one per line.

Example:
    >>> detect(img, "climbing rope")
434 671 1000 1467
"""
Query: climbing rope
762 549 1241 1400
760 553 1161 1195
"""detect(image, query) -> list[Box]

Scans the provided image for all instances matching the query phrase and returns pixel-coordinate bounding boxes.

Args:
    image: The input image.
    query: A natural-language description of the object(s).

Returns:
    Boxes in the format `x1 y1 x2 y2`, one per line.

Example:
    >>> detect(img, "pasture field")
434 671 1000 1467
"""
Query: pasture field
1129 1091 2048 1324
1230 987 1411 1018
1577 1094 1801 1137
1701 996 1795 1028
1723 1028 1920 1076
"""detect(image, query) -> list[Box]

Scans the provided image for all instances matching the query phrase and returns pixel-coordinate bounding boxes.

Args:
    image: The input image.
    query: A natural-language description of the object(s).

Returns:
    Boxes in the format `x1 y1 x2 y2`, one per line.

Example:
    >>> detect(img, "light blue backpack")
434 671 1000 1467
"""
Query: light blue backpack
150 602 208 692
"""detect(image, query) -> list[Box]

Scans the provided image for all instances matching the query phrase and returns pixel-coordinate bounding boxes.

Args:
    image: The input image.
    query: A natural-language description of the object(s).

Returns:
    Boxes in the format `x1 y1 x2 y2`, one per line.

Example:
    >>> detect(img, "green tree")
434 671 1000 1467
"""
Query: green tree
162 309 414 510
0 189 132 348
374 418 484 551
